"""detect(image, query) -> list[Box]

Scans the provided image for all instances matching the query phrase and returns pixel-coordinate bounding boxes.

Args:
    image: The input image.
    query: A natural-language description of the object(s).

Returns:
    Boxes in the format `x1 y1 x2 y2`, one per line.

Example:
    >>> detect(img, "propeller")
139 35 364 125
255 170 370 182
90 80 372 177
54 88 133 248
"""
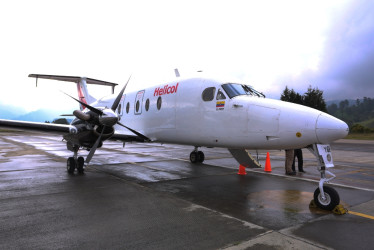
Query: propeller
117 121 150 141
65 75 151 165
63 92 103 115
86 126 105 165
111 75 131 111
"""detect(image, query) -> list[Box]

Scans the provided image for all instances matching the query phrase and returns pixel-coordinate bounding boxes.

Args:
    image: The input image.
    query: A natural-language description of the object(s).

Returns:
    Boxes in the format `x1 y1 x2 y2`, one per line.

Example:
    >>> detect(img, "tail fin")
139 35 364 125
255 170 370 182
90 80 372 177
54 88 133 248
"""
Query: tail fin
29 74 118 110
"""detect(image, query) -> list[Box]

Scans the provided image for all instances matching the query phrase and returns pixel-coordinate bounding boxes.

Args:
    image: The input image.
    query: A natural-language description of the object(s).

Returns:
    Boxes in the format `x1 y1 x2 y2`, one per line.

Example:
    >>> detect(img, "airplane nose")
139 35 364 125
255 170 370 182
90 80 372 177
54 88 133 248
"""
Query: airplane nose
316 113 349 144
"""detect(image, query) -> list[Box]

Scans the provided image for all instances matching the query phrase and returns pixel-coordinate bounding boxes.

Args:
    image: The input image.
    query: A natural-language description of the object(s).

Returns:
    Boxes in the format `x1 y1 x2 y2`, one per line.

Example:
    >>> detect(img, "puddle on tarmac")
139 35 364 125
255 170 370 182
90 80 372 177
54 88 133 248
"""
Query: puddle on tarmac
247 190 336 215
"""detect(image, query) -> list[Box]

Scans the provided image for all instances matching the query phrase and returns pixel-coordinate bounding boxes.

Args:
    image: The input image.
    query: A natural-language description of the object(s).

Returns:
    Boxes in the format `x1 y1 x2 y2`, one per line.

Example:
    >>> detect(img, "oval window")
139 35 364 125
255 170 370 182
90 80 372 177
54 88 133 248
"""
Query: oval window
145 98 150 111
126 102 130 113
118 104 122 114
157 96 162 110
136 100 140 112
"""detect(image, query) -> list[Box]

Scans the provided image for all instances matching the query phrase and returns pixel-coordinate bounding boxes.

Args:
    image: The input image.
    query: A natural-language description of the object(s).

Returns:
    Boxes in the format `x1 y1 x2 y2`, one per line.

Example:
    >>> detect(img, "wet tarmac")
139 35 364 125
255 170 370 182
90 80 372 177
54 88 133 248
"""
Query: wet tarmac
1 130 374 249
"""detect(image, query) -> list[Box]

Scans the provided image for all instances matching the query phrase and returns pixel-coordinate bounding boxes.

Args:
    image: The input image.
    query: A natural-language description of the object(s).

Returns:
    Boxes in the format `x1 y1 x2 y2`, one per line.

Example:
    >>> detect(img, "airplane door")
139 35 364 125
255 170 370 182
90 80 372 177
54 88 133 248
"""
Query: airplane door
200 87 231 138
134 90 145 115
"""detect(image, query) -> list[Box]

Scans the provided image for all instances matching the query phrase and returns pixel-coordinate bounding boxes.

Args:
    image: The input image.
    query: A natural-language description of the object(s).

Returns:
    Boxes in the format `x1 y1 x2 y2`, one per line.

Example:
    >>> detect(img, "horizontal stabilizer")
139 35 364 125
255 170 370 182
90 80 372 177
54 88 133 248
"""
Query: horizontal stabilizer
228 149 262 168
29 74 118 94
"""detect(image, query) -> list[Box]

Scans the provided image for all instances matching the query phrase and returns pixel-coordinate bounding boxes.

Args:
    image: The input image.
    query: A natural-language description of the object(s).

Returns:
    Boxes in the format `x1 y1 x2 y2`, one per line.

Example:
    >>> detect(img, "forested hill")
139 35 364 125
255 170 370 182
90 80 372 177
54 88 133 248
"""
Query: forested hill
327 97 374 128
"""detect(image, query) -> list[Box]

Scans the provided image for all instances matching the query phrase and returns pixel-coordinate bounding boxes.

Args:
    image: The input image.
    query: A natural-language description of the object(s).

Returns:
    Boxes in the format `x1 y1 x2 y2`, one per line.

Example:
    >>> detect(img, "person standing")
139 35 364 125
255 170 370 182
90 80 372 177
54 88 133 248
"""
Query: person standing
292 148 305 173
285 149 296 175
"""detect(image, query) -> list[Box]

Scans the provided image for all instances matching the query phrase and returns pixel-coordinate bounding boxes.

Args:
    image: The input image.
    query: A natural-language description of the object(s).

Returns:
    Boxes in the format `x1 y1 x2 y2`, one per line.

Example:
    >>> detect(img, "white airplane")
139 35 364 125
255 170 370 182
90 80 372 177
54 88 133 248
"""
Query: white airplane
0 73 349 211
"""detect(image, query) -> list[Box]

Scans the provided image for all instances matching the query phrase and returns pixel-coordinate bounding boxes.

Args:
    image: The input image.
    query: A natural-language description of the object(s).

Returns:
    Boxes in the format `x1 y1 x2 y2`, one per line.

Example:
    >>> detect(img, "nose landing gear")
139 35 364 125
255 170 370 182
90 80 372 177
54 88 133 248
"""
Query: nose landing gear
308 144 340 211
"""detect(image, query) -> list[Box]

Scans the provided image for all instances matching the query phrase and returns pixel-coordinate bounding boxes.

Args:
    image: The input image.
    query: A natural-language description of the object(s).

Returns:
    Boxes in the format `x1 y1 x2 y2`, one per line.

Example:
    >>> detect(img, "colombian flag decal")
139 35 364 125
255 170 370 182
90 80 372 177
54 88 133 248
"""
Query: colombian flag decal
216 101 225 110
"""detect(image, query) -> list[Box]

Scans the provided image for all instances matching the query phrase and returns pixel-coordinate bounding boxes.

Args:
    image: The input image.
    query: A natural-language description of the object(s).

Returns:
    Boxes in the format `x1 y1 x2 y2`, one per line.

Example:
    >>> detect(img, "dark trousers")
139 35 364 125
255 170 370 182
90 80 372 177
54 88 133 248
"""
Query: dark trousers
292 149 303 171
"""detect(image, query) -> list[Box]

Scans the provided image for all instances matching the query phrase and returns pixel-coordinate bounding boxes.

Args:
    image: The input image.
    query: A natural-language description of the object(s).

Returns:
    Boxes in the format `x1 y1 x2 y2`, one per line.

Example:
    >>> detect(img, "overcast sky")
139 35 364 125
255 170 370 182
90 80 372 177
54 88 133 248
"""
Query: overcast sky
0 0 373 112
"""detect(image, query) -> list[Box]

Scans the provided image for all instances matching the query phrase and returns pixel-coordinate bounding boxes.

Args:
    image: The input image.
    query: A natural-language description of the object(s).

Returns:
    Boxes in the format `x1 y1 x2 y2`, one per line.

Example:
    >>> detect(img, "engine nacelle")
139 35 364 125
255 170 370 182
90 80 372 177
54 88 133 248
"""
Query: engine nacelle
93 125 115 140
73 110 91 121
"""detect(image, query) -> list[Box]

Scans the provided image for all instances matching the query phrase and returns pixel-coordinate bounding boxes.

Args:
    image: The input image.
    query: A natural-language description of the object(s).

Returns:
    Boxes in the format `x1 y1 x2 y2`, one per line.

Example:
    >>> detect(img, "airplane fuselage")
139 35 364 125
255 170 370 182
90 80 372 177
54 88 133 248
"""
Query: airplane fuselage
90 77 348 150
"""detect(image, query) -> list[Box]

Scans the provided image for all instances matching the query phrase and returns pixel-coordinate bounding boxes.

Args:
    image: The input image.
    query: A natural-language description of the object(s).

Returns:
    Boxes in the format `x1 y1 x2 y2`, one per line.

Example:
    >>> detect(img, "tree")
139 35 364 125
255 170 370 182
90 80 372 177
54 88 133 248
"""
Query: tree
328 103 338 115
280 85 327 112
280 86 303 104
303 85 327 112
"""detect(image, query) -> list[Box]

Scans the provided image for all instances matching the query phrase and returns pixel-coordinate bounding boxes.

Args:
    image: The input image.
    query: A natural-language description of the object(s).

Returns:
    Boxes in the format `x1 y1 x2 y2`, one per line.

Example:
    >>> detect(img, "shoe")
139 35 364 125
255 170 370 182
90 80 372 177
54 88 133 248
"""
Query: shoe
299 170 306 173
286 171 296 176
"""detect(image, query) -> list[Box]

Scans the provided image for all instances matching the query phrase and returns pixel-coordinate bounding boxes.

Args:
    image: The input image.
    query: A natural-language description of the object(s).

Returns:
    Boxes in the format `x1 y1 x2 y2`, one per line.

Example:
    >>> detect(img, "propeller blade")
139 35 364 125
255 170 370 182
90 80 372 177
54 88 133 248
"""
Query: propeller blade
62 92 103 115
117 122 151 141
85 126 105 165
111 75 132 111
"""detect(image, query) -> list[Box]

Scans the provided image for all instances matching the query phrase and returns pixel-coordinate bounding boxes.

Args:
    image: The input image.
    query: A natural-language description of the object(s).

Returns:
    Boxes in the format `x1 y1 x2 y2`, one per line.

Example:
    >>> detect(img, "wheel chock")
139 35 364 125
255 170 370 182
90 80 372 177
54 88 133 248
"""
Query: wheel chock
332 204 348 215
309 200 317 208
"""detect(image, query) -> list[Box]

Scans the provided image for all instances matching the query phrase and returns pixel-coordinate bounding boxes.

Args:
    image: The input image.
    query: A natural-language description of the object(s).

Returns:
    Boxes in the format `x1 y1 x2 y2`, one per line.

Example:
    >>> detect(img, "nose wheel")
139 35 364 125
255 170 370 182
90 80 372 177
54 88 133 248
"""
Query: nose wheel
314 185 340 211
190 147 205 163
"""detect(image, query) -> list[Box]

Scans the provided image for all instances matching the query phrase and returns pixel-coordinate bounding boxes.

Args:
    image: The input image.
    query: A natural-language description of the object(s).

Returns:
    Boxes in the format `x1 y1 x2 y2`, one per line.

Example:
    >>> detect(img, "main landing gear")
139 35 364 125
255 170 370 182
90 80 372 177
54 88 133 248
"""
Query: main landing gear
67 146 85 174
190 147 205 163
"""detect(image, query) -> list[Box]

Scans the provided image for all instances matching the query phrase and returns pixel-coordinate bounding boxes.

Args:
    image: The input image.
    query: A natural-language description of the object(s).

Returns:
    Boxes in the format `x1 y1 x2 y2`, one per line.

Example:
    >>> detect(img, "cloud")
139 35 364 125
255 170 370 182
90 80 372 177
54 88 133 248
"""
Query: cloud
289 0 374 100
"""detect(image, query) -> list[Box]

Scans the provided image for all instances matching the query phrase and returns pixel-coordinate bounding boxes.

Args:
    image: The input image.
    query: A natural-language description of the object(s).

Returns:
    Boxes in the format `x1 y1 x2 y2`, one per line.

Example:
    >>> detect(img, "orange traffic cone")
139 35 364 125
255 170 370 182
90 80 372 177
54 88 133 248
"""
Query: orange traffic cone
237 165 247 175
264 152 272 172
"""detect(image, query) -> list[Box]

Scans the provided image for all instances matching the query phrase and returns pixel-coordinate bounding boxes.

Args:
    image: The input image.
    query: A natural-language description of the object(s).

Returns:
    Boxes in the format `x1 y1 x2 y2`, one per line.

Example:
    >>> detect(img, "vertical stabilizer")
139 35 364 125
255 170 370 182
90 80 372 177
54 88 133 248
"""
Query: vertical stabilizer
77 78 96 110
28 74 118 111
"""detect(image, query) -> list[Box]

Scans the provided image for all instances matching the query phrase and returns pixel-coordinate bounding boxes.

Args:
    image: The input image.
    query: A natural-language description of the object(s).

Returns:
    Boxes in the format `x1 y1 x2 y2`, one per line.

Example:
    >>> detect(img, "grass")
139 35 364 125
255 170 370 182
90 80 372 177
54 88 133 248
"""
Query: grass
345 133 374 140
359 118 374 129
0 128 17 132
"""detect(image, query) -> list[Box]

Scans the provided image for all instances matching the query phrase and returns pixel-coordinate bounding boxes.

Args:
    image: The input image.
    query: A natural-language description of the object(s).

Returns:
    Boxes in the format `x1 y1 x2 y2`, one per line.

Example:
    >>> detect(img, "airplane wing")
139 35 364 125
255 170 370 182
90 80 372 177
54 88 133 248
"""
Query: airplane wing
0 119 71 134
0 119 143 142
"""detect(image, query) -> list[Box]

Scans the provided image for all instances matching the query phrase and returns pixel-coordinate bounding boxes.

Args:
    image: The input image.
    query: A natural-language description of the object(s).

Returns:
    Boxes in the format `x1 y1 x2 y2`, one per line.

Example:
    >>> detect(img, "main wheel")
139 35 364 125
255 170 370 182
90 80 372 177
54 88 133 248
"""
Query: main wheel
313 186 340 211
77 157 84 174
67 157 76 174
190 152 198 163
197 151 205 163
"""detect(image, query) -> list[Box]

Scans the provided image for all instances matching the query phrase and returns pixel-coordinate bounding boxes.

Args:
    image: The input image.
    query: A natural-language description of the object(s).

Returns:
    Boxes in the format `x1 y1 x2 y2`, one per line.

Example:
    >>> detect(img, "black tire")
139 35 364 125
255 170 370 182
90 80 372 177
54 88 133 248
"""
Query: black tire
77 157 84 174
197 151 205 163
67 157 76 174
190 152 198 163
314 186 340 211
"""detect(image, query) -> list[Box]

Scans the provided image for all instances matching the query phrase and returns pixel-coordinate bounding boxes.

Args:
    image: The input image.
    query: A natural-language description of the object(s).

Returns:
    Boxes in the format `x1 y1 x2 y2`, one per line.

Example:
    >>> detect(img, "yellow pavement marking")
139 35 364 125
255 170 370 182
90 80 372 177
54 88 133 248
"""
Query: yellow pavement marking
348 211 374 220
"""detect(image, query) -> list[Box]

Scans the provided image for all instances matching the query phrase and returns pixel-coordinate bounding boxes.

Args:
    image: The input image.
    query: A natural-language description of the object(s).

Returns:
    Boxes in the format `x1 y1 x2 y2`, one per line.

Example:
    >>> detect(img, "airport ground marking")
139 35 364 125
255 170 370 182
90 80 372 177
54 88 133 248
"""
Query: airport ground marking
348 211 374 220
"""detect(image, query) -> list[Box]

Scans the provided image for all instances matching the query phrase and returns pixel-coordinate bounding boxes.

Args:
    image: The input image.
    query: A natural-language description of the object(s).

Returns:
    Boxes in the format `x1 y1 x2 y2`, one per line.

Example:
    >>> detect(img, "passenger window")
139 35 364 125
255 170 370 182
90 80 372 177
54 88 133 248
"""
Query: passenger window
136 100 140 113
216 89 226 100
157 96 162 110
126 102 130 113
118 104 122 114
202 87 216 101
145 99 150 111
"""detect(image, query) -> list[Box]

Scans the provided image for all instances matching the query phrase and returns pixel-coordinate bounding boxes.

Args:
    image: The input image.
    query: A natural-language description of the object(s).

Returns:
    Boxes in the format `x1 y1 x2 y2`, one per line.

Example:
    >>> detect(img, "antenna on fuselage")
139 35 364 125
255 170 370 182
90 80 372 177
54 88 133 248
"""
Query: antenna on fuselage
174 68 180 78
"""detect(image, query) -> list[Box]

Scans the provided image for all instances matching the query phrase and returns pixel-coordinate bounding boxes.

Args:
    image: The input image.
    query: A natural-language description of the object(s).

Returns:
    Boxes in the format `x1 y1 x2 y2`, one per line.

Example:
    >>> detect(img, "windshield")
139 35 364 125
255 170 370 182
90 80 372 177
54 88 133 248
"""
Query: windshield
221 83 265 98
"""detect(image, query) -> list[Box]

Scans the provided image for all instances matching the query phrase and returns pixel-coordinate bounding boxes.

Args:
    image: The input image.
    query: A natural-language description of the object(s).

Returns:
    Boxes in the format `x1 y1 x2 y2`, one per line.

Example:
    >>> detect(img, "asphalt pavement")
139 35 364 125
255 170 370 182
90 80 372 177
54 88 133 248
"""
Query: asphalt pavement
1 131 374 249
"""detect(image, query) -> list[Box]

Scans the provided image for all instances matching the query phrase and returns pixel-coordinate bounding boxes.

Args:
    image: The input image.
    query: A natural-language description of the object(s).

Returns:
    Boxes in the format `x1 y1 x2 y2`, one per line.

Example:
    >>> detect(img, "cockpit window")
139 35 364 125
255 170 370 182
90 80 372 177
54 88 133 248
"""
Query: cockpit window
221 83 265 99
202 87 216 101
216 89 226 100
